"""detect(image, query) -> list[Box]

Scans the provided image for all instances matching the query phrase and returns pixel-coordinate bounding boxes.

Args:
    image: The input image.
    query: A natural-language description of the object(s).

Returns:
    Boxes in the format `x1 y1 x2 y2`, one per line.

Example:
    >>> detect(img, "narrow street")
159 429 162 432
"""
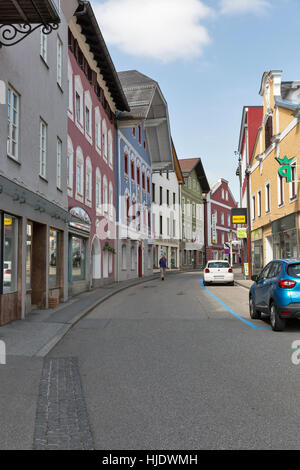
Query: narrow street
3 272 298 450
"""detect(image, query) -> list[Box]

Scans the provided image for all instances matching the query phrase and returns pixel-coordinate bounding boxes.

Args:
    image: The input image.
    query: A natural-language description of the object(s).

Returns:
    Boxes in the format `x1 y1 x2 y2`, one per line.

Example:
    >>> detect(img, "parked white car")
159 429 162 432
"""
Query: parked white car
203 261 234 286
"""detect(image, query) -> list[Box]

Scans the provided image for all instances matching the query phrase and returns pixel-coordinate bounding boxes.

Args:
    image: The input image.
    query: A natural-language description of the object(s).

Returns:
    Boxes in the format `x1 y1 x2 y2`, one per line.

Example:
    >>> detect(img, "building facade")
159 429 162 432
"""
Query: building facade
250 70 300 274
67 2 129 295
152 144 184 269
0 0 78 325
206 179 240 265
116 70 174 279
179 158 210 270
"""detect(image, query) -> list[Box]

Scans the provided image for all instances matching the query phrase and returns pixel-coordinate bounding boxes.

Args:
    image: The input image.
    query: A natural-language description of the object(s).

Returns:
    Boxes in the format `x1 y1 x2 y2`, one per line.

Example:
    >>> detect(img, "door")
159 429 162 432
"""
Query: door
138 245 143 278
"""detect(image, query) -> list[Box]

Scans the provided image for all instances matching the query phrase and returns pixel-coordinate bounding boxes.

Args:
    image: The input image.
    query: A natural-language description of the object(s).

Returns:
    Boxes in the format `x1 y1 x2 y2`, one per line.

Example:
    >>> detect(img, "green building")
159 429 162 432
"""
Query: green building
179 158 210 270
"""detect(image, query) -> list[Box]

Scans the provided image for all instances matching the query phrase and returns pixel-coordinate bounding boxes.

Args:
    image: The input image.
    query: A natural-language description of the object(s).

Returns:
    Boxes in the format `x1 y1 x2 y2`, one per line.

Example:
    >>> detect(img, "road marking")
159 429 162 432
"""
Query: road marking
200 279 269 330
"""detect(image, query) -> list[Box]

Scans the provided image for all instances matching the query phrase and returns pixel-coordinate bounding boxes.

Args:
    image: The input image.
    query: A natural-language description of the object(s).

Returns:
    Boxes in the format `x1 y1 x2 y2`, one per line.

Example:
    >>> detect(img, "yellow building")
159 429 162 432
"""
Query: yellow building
250 70 300 274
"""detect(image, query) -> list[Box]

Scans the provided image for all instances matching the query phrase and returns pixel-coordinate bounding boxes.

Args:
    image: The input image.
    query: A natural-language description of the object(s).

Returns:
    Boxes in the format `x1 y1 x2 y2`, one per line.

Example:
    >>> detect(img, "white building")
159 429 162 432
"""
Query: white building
152 144 183 269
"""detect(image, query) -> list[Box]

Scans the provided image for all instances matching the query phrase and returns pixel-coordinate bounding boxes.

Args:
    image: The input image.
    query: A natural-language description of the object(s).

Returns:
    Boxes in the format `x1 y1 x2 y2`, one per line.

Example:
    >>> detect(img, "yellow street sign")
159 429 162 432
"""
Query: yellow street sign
233 216 246 224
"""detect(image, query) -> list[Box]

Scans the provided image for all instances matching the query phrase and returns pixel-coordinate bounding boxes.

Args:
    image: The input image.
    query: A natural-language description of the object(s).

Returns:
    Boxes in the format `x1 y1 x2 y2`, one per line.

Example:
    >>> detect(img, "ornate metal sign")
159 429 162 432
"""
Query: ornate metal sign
0 22 59 47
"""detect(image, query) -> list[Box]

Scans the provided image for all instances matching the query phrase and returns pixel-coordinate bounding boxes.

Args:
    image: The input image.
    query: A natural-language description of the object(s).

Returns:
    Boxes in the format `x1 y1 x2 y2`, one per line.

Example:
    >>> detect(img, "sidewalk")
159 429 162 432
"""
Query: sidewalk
233 267 252 290
0 273 170 358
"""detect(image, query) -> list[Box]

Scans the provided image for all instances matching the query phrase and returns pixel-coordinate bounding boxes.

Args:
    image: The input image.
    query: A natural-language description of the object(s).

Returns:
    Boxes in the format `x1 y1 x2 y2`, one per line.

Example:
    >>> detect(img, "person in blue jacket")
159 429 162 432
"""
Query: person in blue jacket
159 255 167 281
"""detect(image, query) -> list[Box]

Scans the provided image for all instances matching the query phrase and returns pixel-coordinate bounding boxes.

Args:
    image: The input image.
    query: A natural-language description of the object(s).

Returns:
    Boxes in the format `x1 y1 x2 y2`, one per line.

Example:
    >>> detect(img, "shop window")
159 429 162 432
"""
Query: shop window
70 236 86 281
2 214 18 294
26 222 32 290
49 229 60 289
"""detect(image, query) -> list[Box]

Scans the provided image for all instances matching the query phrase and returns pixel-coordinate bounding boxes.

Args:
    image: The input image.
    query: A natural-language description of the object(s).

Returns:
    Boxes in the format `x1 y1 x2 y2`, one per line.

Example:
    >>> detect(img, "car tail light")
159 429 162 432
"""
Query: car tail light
205 268 210 273
228 268 233 273
278 280 296 289
281 312 291 317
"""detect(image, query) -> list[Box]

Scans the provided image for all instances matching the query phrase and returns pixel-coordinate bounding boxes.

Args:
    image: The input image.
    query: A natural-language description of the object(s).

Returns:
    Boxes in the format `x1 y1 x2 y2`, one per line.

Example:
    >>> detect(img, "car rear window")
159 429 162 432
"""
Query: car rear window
287 263 300 278
208 262 230 269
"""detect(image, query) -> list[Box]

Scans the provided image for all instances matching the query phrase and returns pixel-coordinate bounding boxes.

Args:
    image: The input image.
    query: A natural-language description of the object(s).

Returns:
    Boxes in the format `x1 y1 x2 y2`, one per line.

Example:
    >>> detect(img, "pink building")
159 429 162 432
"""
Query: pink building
206 179 240 265
67 3 129 296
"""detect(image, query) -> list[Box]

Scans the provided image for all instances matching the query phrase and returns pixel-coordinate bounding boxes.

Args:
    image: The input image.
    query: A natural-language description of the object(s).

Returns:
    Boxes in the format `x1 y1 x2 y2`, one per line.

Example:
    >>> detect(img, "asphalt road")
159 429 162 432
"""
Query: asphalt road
2 271 300 449
46 272 300 450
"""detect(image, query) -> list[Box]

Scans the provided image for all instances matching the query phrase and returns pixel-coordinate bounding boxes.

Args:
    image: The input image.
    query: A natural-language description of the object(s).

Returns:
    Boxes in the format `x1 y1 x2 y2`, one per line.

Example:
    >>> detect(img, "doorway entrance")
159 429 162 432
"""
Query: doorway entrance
138 244 143 278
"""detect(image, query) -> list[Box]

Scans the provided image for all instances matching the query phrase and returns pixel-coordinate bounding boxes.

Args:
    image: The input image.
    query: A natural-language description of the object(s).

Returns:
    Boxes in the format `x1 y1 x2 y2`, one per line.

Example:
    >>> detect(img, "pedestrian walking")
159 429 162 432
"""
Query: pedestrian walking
159 255 167 281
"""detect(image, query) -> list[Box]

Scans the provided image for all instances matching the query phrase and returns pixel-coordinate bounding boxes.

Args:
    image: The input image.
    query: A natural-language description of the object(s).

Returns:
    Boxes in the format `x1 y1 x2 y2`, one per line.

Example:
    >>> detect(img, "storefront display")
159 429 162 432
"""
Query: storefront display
1 214 18 294
272 215 298 260
69 235 86 282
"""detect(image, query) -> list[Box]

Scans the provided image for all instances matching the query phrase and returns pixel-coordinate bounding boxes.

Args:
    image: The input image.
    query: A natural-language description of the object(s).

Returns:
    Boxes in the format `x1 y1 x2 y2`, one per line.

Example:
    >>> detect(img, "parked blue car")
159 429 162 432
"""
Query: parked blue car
249 259 300 331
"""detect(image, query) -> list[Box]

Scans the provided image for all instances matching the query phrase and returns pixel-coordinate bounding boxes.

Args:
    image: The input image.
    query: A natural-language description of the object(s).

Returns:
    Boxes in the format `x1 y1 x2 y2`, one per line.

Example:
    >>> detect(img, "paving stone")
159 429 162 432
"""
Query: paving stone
33 357 94 450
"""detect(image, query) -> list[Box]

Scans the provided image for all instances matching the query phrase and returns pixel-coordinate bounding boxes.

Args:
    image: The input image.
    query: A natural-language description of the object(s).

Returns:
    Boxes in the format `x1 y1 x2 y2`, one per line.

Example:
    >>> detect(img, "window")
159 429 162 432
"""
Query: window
160 187 163 206
222 189 225 199
124 153 128 175
166 190 170 206
252 195 256 220
109 183 114 219
167 218 170 236
182 197 185 214
49 229 60 289
265 183 270 213
173 193 176 208
138 125 141 144
142 172 145 191
76 147 84 198
85 106 91 135
278 174 284 206
7 86 19 160
152 183 155 202
85 158 92 203
96 168 101 212
137 166 140 185
258 190 262 218
57 37 63 87
131 160 135 180
290 162 297 200
221 213 225 225
2 214 18 294
221 233 225 244
39 119 47 178
103 176 108 213
227 215 230 227
108 130 113 167
265 115 273 150
95 108 101 152
57 138 62 189
160 215 163 235
70 235 86 281
40 30 47 62
102 119 107 159
226 191 229 201
147 176 150 194
75 76 83 126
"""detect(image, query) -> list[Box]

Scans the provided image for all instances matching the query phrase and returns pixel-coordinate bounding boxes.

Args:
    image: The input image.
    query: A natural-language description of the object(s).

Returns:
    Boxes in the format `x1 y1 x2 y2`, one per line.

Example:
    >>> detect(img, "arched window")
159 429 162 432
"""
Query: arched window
96 168 101 214
103 175 108 213
109 182 114 219
75 147 84 200
265 115 273 150
85 157 92 204
95 107 101 152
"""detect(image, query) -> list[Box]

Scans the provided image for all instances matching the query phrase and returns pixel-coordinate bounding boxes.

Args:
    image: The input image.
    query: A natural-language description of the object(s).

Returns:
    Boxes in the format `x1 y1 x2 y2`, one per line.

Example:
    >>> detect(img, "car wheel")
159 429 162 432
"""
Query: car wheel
270 302 286 332
249 296 261 320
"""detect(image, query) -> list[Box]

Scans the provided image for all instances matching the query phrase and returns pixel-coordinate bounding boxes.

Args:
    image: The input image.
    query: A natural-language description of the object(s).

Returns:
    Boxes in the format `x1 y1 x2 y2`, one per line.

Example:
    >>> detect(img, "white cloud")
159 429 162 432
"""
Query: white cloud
220 0 271 15
93 0 213 63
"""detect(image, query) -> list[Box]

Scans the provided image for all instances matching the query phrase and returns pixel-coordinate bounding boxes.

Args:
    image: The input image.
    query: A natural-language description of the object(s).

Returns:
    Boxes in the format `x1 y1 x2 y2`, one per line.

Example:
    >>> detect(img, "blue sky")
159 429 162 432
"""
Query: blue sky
91 0 300 200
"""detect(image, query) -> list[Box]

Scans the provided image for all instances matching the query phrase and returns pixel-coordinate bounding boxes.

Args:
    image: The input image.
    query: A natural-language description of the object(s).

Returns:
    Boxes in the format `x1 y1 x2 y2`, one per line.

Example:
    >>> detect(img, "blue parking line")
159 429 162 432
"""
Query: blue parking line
200 279 268 330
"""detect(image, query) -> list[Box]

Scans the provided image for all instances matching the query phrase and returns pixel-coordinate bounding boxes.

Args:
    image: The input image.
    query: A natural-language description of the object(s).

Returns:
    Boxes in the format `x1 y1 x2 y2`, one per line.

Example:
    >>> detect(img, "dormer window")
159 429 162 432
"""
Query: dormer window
265 115 273 150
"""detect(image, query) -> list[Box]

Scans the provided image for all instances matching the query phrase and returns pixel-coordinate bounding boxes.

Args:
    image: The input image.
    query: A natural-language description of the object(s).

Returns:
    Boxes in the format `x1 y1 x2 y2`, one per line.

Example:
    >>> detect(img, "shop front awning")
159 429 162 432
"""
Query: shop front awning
0 0 60 47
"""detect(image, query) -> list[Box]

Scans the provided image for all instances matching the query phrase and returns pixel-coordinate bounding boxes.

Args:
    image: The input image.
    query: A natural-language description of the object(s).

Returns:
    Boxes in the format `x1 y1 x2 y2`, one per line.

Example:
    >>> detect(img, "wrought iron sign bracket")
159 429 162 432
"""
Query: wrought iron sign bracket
0 22 59 48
